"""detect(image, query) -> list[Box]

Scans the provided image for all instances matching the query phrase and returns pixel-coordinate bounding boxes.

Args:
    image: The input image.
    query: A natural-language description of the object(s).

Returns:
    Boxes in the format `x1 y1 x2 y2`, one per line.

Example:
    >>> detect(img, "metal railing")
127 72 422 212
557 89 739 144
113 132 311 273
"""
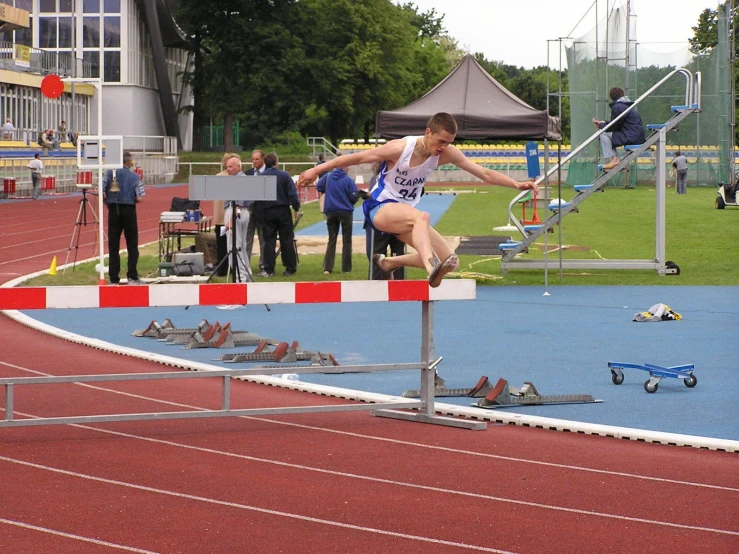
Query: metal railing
505 68 698 237
0 41 93 78
307 136 338 158
0 157 81 196
123 135 177 155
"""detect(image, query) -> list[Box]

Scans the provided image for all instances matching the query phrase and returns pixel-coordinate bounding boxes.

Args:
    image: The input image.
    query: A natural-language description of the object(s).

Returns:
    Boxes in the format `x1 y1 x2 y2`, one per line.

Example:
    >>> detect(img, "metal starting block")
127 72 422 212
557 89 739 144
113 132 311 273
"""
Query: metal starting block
133 318 203 338
402 370 489 398
608 361 697 394
474 377 598 409
216 341 339 366
185 323 275 349
403 374 598 408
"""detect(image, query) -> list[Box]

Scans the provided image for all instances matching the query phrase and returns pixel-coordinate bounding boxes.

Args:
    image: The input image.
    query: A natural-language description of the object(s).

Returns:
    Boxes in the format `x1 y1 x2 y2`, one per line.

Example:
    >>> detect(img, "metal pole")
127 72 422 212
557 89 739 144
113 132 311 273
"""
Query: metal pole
655 128 666 271
97 81 105 284
70 0 79 135
419 301 435 418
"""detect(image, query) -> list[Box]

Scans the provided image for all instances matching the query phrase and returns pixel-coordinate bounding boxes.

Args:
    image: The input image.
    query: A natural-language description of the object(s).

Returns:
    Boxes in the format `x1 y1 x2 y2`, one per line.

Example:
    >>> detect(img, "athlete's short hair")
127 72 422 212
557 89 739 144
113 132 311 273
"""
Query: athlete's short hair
427 112 458 136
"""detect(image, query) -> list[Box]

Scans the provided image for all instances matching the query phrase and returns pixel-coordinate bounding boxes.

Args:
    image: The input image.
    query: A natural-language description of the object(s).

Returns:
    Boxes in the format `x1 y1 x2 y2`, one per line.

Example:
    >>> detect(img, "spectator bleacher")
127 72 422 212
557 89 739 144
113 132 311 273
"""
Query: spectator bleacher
337 140 732 171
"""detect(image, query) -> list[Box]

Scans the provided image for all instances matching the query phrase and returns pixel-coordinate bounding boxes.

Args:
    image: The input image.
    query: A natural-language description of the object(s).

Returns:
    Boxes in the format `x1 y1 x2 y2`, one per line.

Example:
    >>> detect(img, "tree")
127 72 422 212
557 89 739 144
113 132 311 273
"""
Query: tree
300 0 449 145
176 0 308 150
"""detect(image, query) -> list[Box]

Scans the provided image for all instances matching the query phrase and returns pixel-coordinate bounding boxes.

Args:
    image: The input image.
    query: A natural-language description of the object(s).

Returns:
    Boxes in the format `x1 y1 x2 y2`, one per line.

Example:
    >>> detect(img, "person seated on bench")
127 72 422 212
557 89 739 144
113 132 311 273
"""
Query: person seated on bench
38 129 58 151
592 86 646 170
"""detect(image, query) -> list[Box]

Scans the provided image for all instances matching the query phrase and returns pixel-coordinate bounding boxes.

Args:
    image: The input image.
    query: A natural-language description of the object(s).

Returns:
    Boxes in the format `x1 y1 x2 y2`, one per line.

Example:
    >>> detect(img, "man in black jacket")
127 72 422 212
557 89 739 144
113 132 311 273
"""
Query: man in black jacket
259 152 301 277
245 149 266 272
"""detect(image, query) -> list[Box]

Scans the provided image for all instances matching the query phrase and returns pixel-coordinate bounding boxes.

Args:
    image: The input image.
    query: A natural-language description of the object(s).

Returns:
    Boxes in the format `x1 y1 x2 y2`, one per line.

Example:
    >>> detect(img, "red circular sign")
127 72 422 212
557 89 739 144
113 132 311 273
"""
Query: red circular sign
41 74 64 99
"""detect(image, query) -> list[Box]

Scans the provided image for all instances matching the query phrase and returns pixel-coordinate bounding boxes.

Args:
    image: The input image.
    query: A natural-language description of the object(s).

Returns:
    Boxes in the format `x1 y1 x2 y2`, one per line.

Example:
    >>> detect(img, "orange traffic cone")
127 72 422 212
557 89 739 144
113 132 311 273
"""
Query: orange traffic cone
48 256 57 276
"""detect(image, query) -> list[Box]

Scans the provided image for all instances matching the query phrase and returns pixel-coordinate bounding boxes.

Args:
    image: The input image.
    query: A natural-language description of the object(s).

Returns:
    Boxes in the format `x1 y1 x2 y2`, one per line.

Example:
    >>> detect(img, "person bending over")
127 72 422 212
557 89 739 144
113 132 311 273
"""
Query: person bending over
298 112 537 287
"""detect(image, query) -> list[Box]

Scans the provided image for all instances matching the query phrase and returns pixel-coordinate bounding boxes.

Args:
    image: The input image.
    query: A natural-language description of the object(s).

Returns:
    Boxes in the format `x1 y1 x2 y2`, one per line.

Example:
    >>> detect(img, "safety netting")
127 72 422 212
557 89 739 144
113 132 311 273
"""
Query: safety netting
563 1 730 188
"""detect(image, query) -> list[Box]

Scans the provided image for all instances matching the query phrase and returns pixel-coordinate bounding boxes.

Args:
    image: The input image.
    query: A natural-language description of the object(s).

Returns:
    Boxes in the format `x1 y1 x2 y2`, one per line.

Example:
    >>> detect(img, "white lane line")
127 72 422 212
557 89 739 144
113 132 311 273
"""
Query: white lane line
1 442 737 540
0 456 515 554
2 368 738 539
1 360 734 494
0 517 161 553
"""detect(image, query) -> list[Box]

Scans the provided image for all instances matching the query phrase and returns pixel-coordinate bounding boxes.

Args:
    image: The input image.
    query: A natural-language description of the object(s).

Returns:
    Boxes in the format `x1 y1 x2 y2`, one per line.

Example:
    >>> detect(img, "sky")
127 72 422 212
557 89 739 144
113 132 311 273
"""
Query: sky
398 0 719 69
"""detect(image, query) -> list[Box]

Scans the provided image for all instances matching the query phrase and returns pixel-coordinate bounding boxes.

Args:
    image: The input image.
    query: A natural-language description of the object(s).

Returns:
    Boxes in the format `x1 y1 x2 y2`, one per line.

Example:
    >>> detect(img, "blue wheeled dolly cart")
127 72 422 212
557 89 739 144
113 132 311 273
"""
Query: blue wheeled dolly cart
608 362 697 393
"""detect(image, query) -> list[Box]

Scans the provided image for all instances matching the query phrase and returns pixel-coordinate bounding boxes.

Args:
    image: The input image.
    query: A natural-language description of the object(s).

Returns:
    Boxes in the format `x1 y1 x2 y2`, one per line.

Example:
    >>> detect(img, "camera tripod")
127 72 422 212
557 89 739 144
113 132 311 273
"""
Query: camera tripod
206 204 270 311
64 187 104 271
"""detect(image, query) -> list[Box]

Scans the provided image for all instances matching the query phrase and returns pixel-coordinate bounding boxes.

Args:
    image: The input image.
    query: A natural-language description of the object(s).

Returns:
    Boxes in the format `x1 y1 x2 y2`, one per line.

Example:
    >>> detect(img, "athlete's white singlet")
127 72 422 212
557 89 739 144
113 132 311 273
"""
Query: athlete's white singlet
370 136 439 208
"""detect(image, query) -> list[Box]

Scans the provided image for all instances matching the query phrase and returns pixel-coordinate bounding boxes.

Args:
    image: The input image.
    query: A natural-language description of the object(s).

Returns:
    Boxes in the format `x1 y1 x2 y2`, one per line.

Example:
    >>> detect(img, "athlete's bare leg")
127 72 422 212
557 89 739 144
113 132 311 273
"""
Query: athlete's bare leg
372 203 436 273
373 204 459 285
377 226 455 272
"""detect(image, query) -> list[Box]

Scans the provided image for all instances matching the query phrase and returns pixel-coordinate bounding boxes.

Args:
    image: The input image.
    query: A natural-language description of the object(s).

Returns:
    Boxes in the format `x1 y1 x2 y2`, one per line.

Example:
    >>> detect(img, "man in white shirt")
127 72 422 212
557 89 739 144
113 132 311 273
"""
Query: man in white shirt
26 153 43 200
2 119 15 140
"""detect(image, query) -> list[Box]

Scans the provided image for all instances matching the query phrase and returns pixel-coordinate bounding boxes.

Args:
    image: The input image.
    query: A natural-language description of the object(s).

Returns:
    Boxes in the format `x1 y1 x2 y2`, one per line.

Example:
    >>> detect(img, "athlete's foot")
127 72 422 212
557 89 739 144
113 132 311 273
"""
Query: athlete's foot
602 157 620 170
372 254 393 279
428 254 459 288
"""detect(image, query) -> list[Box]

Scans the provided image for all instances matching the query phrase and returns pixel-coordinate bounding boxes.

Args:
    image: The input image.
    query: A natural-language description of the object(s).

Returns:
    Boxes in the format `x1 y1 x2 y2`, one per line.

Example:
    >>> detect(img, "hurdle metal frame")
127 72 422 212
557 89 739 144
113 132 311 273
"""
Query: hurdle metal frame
0 281 486 431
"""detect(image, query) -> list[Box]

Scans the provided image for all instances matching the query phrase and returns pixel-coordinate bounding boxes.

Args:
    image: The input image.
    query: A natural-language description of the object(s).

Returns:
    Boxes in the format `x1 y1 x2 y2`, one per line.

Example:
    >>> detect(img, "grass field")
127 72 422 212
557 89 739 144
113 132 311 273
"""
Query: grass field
25 183 738 287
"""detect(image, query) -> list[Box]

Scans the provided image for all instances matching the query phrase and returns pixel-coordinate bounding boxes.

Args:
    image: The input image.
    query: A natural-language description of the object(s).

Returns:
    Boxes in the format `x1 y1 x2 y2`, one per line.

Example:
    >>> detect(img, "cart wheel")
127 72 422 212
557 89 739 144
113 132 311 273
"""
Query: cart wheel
665 261 680 275
716 196 726 209
684 374 697 388
644 380 658 393
610 370 624 385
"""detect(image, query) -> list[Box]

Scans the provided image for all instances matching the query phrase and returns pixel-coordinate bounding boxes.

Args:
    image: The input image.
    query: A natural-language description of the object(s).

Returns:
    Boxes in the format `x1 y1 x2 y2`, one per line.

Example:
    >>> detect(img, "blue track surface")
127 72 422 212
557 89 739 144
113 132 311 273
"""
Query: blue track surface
295 194 457 237
25 285 739 441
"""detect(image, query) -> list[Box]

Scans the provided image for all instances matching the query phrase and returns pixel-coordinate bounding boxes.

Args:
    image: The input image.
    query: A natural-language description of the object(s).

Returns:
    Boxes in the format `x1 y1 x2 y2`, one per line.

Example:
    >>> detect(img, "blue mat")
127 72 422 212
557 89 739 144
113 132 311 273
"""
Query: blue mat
24 286 739 441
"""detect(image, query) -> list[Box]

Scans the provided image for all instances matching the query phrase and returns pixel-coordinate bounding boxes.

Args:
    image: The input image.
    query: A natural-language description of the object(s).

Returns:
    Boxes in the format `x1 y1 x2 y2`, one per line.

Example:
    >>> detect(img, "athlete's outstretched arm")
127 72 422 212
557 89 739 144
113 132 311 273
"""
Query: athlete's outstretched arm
297 140 405 186
441 146 538 193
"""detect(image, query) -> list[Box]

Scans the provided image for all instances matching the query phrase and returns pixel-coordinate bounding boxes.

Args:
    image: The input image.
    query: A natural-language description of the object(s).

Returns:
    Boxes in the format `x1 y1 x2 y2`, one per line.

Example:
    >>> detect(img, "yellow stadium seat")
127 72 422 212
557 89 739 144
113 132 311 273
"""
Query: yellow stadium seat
0 140 27 148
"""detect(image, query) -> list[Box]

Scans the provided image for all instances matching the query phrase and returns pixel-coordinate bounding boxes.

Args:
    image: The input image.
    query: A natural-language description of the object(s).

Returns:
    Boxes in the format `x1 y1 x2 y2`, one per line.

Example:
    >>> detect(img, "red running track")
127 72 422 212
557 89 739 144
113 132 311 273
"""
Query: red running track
1 187 738 553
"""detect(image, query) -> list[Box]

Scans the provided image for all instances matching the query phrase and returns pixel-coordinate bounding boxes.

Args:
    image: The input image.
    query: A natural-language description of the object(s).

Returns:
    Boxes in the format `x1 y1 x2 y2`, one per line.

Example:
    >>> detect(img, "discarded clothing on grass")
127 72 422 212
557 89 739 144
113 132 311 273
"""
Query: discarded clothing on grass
633 303 682 322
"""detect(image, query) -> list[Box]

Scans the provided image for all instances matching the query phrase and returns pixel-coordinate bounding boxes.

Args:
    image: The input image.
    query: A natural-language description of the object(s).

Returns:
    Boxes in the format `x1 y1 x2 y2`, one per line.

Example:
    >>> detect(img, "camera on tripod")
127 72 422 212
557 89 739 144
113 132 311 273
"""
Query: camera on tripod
76 184 93 190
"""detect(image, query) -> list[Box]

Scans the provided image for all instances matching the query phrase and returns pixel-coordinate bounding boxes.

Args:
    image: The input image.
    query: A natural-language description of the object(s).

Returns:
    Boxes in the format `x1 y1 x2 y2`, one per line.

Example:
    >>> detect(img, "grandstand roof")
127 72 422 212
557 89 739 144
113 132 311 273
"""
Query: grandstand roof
375 54 561 141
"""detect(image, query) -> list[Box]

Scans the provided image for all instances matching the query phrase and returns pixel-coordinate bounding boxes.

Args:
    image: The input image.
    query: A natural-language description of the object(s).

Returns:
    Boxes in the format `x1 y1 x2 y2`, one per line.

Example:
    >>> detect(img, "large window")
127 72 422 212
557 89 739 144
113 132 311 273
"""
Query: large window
103 16 120 48
1 0 33 45
29 0 123 82
15 17 32 47
104 50 120 82
83 16 99 47
83 51 99 77
38 17 57 49
58 17 73 48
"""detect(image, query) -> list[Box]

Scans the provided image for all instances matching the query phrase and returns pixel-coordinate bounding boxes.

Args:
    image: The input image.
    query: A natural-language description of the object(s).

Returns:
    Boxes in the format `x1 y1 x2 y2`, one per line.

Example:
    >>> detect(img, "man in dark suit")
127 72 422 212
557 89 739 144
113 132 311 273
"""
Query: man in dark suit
259 152 300 277
245 149 266 273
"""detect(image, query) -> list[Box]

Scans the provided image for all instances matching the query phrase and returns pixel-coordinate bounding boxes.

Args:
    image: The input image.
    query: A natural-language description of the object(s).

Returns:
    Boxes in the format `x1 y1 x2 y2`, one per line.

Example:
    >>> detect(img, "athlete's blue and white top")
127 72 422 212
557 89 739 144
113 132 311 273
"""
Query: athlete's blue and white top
363 136 439 230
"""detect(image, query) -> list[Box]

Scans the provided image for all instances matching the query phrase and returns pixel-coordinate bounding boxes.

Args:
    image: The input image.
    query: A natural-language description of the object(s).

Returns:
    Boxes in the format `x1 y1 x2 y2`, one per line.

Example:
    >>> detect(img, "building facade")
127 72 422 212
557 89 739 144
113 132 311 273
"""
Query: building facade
0 0 192 150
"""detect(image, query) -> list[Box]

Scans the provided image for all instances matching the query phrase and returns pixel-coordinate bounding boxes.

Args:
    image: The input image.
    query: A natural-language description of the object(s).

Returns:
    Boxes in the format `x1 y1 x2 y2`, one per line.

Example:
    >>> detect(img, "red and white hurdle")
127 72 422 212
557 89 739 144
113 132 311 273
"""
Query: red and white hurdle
0 280 486 430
